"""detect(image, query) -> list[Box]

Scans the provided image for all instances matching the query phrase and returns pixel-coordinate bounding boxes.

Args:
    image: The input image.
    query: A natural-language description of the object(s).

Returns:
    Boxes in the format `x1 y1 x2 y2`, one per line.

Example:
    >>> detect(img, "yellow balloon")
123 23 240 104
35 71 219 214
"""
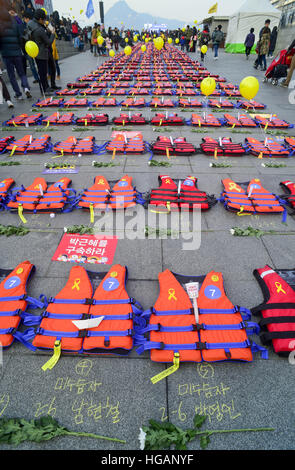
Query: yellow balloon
182 27 186 32
239 76 259 101
125 37 129 43
200 77 216 96
168 37 172 44
194 20 198 24
175 38 179 44
154 37 164 50
124 45 132 56
145 37 149 43
25 40 39 58
201 45 207 54
134 35 138 42
97 36 104 46
80 10 84 14
141 45 146 52
109 49 115 57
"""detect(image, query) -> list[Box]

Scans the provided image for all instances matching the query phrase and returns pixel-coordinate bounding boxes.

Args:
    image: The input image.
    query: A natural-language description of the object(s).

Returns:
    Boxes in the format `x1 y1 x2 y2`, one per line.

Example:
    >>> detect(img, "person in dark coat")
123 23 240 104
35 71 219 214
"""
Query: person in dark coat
268 26 277 58
26 8 55 95
244 28 255 59
199 25 210 61
0 7 31 99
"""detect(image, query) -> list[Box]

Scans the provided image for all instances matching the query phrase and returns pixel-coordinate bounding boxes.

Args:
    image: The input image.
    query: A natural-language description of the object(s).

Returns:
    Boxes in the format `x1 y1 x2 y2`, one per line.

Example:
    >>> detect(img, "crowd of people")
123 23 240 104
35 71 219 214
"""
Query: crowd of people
0 0 295 109
0 0 64 107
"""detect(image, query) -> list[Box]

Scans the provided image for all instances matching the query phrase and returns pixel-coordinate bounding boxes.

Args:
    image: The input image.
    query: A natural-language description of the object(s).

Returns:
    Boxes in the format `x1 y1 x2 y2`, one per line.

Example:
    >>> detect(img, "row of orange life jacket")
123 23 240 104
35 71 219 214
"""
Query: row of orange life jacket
2 261 295 367
2 177 295 215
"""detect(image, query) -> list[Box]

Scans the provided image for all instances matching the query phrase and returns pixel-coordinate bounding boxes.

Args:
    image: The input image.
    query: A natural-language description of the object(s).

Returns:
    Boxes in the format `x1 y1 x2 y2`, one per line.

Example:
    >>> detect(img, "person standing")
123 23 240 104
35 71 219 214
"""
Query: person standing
256 25 271 70
91 23 98 56
211 24 224 60
26 8 55 95
22 9 39 83
0 7 31 99
0 66 14 107
199 25 210 61
244 28 255 59
268 26 278 58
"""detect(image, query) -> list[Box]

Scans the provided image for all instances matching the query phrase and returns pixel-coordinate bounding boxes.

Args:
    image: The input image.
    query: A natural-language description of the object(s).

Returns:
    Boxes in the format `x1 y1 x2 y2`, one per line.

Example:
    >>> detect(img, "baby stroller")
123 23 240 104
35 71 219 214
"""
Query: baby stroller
263 48 295 85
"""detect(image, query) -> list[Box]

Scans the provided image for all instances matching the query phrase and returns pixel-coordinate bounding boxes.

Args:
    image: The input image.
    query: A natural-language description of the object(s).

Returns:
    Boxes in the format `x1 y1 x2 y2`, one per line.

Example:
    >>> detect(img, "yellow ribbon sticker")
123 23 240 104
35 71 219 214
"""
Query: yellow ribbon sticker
275 282 286 294
228 182 242 192
168 288 177 301
72 278 81 291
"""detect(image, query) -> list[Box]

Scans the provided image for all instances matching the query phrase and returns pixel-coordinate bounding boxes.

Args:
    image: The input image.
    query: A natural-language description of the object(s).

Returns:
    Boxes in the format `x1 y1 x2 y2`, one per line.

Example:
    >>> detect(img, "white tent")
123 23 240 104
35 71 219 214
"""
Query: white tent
225 0 281 53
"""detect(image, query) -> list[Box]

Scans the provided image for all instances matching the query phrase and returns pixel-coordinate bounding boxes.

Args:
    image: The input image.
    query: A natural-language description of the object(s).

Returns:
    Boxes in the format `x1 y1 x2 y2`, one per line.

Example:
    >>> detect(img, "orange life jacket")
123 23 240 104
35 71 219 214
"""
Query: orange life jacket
0 261 43 350
254 115 291 129
252 266 295 356
64 97 88 107
208 99 234 109
35 97 64 107
152 136 196 156
29 264 143 366
280 180 295 208
113 113 147 126
42 112 75 126
191 113 221 127
91 97 117 107
56 88 79 96
150 98 175 108
149 175 214 211
285 136 295 152
179 98 202 107
136 269 265 370
7 177 72 213
5 113 43 127
121 97 146 107
53 136 95 154
221 178 286 216
200 137 245 157
151 113 184 126
0 136 14 153
237 99 266 110
0 178 15 206
80 87 103 96
245 137 290 158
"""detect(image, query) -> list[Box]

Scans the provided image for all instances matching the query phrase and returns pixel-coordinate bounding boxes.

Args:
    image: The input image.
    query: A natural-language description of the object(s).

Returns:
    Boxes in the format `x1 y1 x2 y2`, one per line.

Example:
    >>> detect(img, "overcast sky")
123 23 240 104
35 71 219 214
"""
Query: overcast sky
52 0 247 25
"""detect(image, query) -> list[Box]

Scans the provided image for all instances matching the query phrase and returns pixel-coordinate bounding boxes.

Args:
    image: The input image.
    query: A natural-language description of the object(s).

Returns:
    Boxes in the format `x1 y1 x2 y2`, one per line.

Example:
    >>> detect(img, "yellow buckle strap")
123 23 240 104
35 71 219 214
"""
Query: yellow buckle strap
42 340 61 371
151 352 180 384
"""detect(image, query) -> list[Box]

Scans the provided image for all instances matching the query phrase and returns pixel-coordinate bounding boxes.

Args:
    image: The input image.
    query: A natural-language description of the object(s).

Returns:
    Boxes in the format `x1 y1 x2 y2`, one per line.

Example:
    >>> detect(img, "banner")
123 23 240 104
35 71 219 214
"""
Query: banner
52 234 118 264
86 0 95 19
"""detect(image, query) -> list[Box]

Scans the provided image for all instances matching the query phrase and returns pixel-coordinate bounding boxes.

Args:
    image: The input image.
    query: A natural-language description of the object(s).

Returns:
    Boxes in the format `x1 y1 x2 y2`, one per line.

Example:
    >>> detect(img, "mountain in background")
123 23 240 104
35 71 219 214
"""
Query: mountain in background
104 0 183 30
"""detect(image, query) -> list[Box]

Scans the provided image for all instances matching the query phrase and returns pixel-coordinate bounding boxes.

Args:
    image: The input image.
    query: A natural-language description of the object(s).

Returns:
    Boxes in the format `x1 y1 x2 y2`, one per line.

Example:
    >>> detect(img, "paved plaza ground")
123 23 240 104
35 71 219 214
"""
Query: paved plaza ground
0 45 294 454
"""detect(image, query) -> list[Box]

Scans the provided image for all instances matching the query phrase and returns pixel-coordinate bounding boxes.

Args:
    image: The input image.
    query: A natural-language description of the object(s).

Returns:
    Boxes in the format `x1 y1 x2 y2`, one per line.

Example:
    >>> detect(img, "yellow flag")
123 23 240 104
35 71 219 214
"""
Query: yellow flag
208 2 218 14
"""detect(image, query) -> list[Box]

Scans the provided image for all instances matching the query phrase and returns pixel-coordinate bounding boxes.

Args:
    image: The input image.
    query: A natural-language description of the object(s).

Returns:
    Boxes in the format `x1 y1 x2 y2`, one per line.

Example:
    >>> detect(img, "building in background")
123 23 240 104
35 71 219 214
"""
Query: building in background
270 0 295 52
200 16 229 48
